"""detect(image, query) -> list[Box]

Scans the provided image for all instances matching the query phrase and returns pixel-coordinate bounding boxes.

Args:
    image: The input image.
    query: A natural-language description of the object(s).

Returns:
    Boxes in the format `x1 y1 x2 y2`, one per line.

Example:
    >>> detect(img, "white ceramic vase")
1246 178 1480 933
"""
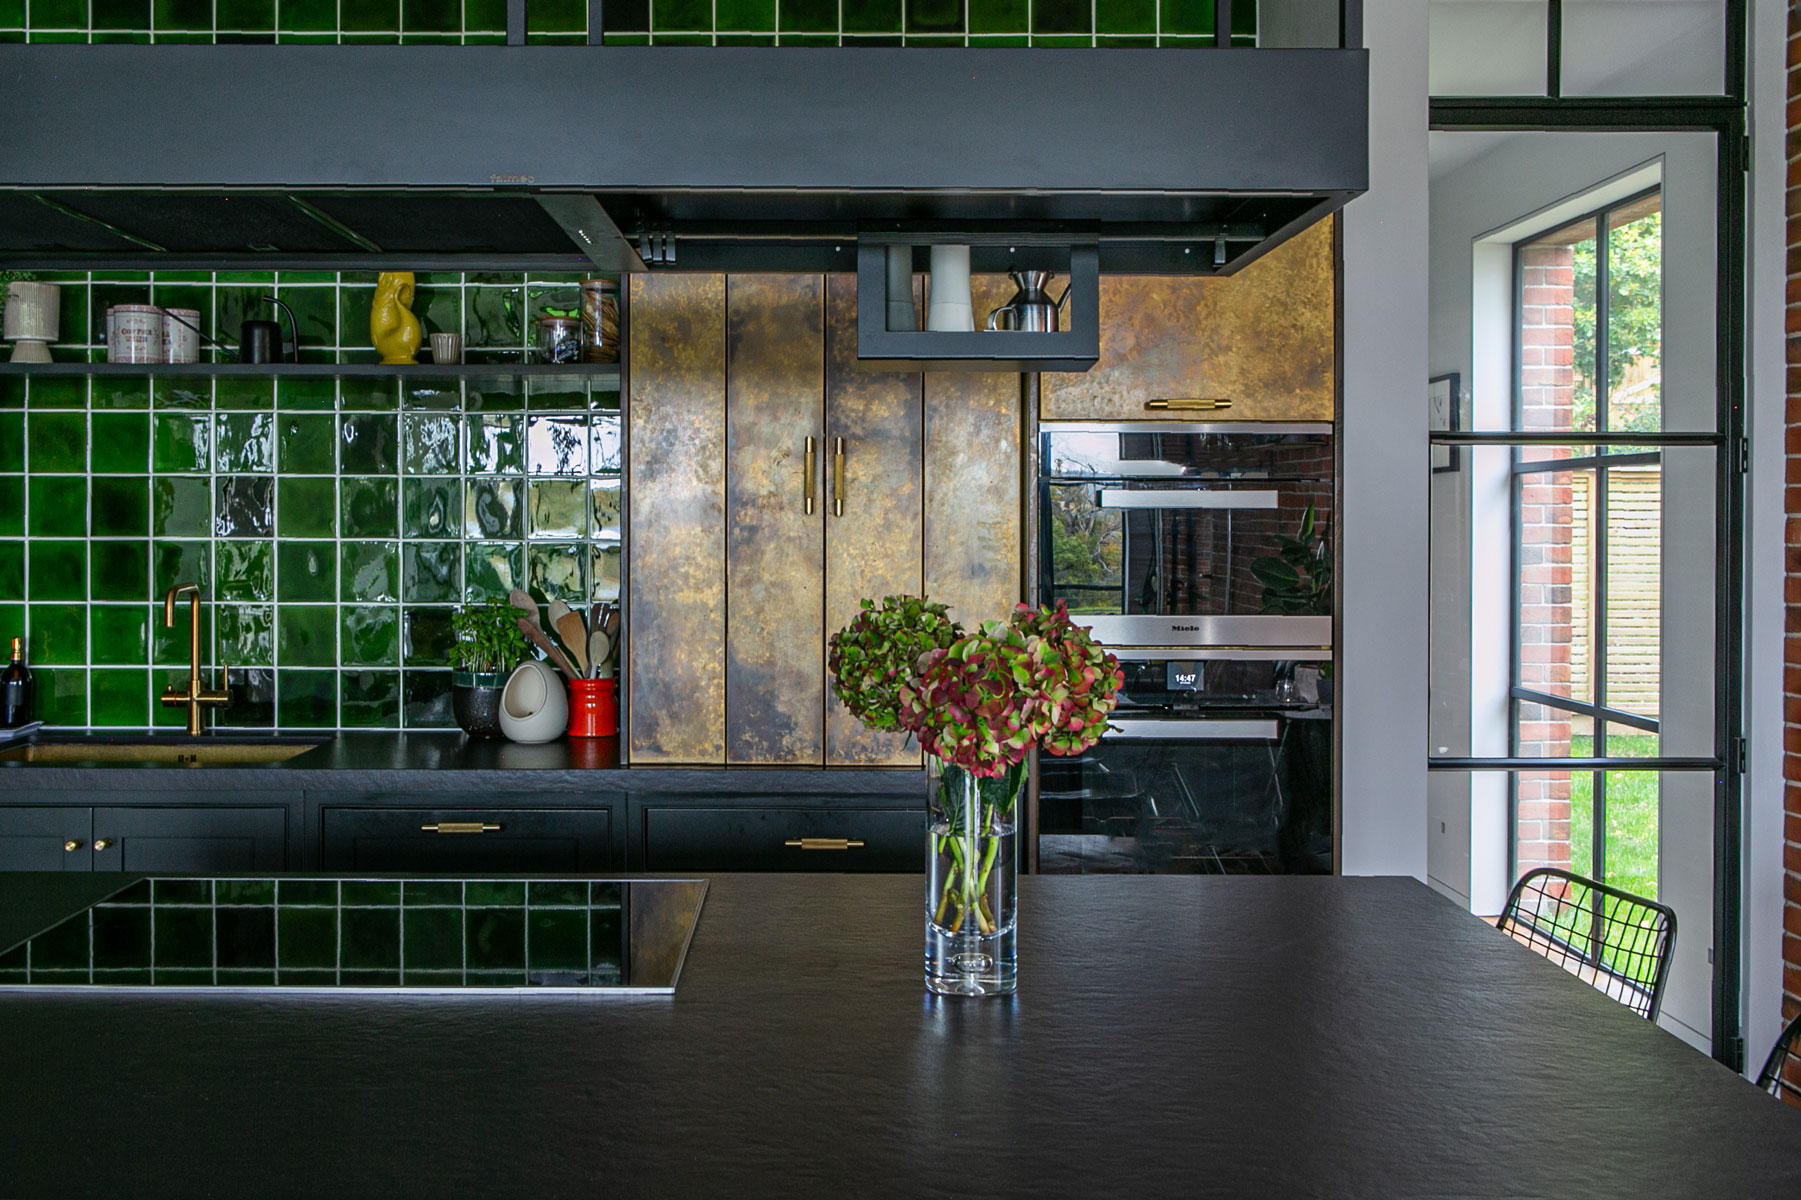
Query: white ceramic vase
499 659 568 744
925 245 974 332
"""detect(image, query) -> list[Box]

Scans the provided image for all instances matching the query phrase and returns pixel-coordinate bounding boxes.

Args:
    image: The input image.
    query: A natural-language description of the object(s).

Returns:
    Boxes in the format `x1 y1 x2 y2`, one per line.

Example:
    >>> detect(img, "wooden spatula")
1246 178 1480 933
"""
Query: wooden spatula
548 599 589 674
515 617 580 679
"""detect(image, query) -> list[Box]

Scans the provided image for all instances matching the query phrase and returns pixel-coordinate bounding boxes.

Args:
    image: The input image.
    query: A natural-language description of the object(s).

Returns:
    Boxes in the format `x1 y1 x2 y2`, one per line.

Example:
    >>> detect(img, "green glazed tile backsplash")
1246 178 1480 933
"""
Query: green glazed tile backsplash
0 270 622 731
0 0 1258 43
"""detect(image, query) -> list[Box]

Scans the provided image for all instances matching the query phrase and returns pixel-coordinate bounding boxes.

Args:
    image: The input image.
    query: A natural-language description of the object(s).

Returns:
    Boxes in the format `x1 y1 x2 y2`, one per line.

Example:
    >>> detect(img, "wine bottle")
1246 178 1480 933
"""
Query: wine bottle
1 636 34 728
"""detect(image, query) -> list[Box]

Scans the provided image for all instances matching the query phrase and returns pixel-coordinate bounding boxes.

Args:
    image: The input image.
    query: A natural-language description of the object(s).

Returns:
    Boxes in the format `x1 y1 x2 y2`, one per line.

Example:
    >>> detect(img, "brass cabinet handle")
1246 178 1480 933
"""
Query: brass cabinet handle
832 437 846 517
803 436 817 515
63 840 82 853
420 822 501 834
1145 398 1233 411
93 839 113 851
784 837 865 851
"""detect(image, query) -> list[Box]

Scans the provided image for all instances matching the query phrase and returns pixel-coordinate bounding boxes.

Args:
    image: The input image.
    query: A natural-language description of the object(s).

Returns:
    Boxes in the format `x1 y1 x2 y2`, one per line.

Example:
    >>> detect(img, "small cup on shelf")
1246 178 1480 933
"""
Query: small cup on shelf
430 332 463 365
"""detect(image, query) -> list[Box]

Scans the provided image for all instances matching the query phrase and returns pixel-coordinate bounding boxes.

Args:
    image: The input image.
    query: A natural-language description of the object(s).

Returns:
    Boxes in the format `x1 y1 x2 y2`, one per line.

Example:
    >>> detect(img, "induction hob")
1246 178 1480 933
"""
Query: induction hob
0 877 707 995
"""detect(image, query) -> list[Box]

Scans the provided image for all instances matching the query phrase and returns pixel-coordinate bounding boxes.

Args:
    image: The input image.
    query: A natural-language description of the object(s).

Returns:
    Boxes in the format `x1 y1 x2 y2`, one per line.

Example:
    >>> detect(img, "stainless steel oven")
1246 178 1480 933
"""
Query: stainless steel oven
1038 424 1333 648
1035 423 1335 875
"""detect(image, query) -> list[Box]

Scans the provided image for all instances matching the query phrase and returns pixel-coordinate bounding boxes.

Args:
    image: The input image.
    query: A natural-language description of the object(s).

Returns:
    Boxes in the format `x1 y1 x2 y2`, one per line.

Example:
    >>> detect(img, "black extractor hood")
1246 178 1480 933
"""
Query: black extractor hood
0 45 1366 277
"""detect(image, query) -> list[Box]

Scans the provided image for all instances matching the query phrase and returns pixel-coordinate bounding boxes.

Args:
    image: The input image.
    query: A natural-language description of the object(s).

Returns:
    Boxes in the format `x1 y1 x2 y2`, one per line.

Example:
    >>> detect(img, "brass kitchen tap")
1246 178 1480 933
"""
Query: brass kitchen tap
159 583 230 736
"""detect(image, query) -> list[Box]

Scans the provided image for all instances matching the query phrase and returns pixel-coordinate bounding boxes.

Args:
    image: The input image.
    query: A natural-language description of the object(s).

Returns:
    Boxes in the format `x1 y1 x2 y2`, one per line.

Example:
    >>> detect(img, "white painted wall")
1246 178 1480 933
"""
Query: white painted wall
1339 0 1430 879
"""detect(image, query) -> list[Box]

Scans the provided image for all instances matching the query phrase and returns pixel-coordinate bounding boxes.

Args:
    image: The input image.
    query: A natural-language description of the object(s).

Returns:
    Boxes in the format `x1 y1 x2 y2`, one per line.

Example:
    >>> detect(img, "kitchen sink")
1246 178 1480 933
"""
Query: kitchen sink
0 737 325 767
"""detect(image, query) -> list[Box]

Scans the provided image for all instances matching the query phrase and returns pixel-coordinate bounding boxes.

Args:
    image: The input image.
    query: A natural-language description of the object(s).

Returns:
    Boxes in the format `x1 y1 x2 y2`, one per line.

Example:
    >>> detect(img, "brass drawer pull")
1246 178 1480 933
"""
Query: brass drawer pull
784 837 865 851
1145 398 1233 412
832 437 846 517
93 839 113 851
420 822 502 834
803 436 817 515
63 840 82 853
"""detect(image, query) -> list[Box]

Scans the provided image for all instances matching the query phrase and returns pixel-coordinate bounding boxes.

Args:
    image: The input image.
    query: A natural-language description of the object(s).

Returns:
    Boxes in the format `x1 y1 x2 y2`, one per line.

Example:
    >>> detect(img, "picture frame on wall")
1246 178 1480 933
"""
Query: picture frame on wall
1429 373 1460 473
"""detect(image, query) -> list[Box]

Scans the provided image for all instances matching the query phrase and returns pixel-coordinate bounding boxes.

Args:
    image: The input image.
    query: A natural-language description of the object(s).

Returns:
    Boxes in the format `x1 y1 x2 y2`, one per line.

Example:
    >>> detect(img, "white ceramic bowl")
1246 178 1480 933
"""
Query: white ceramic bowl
499 659 567 744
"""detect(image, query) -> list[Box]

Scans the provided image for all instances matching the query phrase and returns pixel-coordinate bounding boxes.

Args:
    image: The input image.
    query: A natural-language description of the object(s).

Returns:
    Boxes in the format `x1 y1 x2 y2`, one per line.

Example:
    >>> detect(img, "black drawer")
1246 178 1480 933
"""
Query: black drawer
642 806 921 872
321 807 614 873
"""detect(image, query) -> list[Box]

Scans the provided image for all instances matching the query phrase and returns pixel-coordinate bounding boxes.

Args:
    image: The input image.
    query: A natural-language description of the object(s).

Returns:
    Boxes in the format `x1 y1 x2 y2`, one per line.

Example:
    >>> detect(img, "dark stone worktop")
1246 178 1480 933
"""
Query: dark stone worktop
0 731 921 797
0 872 1797 1197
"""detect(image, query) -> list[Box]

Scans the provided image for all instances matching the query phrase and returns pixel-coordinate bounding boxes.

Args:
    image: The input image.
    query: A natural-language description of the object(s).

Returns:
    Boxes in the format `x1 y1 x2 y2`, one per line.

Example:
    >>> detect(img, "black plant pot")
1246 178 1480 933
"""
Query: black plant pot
452 671 507 739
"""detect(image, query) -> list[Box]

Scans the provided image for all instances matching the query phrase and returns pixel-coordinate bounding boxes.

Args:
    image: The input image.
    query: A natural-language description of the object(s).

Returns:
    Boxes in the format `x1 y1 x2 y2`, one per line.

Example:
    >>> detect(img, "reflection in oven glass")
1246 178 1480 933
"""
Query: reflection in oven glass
1037 720 1331 875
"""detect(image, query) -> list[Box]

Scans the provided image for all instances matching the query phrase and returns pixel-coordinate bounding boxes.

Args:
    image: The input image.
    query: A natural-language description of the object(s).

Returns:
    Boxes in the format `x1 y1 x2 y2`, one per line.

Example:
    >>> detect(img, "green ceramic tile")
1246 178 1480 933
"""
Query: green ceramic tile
467 880 524 906
280 0 334 29
0 378 20 410
465 378 524 412
464 287 521 350
90 605 149 665
1031 0 1089 33
219 604 274 667
276 376 337 411
466 907 525 968
92 476 148 537
464 543 524 603
215 376 274 412
152 477 210 538
402 412 458 475
28 375 86 411
90 540 148 602
28 542 84 602
402 606 454 666
528 880 587 906
403 906 463 967
279 880 339 907
402 543 459 603
277 543 336 604
967 0 1024 30
341 605 399 665
0 541 21 600
277 477 336 538
32 666 85 725
29 602 85 664
0 479 18 540
149 283 212 337
274 285 336 350
342 412 398 474
464 0 504 27
276 666 337 726
151 377 212 410
528 543 585 604
402 669 454 728
402 478 460 539
29 476 86 537
0 417 19 472
401 378 460 414
527 479 586 539
151 541 209 604
278 413 335 474
90 668 148 727
30 0 85 24
216 539 273 602
715 31 775 43
525 0 581 31
590 543 621 602
465 478 521 539
716 0 774 30
340 668 399 727
91 412 149 474
277 906 337 969
93 904 151 969
91 379 150 410
337 286 375 348
340 906 400 969
1158 0 1211 35
844 0 900 32
27 412 84 472
527 909 588 972
152 413 210 473
215 475 274 538
465 414 523 474
214 412 273 472
341 540 399 603
341 477 399 539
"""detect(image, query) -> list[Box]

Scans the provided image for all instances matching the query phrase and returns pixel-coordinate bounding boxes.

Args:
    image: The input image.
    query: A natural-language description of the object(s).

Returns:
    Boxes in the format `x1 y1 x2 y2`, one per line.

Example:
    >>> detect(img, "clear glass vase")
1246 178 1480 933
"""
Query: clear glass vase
925 756 1022 997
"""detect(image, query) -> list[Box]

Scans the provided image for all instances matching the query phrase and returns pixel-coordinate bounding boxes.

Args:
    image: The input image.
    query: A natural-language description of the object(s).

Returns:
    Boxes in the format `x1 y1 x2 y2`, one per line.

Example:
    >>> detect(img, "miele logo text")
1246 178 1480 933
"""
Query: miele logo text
1171 625 1199 631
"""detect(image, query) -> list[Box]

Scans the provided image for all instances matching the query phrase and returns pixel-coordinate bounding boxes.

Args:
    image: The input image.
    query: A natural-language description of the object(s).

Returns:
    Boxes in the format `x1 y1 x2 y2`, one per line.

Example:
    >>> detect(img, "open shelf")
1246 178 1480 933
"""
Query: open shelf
0 362 620 382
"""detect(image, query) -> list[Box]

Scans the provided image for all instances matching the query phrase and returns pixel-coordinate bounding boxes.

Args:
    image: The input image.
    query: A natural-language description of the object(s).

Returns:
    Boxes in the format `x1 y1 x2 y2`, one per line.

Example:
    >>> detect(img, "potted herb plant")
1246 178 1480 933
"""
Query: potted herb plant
829 596 1123 998
450 601 530 738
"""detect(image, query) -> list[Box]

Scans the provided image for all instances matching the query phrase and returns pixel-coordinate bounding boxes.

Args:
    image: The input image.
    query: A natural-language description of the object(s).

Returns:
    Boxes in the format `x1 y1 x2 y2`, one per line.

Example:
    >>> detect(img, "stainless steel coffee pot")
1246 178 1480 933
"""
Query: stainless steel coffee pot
985 270 1071 332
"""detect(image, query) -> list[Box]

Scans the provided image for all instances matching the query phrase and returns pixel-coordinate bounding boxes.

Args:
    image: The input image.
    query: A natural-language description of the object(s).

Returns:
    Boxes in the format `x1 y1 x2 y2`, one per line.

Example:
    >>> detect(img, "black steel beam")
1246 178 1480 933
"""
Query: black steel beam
534 194 647 272
1431 96 1742 132
0 46 1367 197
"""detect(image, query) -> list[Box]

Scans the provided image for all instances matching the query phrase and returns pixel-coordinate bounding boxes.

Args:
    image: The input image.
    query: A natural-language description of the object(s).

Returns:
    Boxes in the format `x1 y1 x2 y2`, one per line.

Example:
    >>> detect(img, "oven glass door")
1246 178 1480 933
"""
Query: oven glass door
1040 429 1333 641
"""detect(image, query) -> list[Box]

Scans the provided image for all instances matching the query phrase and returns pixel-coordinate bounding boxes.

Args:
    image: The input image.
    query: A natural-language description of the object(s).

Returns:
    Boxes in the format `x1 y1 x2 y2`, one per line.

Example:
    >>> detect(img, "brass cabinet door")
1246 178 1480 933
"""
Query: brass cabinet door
1039 217 1337 423
925 369 1023 630
725 275 828 766
628 274 729 765
823 275 924 768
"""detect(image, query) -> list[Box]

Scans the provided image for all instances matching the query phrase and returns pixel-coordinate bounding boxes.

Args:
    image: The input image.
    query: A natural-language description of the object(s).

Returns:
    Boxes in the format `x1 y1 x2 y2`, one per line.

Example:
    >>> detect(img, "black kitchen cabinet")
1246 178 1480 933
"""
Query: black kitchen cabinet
320 805 617 873
0 805 287 872
0 807 95 872
640 804 922 872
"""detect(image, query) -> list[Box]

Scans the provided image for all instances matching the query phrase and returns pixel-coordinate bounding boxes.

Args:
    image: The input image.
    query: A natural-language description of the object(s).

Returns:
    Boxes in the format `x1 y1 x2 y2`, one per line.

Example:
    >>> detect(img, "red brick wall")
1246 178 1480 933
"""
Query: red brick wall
1517 245 1577 873
1783 4 1801 1096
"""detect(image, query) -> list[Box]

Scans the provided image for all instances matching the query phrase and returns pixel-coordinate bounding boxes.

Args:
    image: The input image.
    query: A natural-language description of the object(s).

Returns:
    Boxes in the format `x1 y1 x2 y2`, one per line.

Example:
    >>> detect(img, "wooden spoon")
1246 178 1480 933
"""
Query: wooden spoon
516 616 580 679
588 629 612 678
549 600 590 674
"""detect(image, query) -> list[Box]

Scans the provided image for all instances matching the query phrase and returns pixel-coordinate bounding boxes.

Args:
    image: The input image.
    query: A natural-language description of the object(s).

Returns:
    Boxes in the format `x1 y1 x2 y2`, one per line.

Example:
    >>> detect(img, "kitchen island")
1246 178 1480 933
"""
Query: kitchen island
1 873 1797 1197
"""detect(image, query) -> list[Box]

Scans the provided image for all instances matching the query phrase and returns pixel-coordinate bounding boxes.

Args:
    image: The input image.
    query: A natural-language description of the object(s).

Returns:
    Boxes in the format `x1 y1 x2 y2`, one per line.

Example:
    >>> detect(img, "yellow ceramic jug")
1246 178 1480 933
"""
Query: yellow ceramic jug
371 272 423 365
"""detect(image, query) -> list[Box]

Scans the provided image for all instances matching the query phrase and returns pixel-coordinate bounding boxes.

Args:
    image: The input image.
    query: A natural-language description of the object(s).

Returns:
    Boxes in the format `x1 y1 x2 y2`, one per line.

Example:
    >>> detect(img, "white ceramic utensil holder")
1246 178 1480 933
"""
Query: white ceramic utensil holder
3 282 60 363
499 658 567 743
925 244 974 332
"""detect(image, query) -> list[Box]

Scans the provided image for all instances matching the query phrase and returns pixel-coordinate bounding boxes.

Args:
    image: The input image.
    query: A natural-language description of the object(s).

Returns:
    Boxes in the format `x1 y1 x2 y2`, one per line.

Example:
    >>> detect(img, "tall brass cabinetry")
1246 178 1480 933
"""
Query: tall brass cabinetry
629 274 1021 767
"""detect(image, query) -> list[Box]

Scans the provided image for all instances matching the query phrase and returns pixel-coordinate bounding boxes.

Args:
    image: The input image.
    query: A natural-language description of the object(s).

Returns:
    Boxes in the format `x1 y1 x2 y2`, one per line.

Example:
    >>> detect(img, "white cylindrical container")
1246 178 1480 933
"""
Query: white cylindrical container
161 308 201 364
107 305 164 364
3 282 60 363
925 244 974 332
885 245 917 332
498 658 568 744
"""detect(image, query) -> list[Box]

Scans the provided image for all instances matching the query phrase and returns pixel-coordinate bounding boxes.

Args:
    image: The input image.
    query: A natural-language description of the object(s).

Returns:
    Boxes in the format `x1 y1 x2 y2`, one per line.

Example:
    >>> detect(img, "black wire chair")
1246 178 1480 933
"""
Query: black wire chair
1755 1011 1801 1106
1494 867 1677 1021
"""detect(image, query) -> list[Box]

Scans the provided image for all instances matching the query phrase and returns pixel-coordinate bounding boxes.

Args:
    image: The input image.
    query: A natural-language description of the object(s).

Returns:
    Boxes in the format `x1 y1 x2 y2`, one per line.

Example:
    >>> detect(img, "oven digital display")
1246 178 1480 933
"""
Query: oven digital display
1165 662 1203 691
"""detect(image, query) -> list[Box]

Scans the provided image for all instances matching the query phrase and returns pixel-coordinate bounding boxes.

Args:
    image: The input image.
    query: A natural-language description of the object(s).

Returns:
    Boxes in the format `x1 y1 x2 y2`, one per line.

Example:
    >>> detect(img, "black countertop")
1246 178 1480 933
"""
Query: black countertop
0 731 920 795
0 872 1796 1197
